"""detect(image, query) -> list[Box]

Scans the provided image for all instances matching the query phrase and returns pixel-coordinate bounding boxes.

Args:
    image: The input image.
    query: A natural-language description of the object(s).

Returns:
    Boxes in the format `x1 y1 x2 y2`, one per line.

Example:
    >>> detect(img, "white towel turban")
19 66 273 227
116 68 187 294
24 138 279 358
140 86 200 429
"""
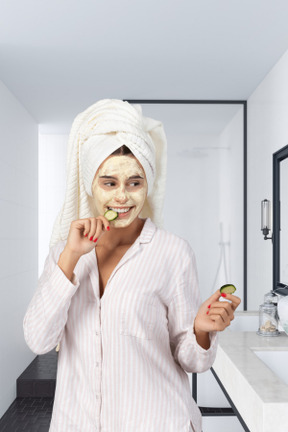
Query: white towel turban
49 99 167 249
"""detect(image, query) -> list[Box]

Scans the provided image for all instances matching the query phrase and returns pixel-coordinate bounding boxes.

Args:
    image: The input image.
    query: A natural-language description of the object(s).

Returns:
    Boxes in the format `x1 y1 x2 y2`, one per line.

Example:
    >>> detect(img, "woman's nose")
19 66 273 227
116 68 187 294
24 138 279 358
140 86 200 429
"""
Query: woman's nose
115 186 129 203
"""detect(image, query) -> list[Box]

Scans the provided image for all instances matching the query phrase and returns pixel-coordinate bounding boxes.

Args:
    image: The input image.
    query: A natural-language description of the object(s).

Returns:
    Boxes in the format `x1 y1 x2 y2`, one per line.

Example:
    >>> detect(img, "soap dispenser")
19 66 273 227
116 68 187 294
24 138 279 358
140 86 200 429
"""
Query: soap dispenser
257 296 280 337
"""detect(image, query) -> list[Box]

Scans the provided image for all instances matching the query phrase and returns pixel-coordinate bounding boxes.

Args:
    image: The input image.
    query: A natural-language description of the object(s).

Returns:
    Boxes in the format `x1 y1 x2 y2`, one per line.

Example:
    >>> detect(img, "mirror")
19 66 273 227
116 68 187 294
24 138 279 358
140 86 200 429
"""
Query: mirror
273 144 288 295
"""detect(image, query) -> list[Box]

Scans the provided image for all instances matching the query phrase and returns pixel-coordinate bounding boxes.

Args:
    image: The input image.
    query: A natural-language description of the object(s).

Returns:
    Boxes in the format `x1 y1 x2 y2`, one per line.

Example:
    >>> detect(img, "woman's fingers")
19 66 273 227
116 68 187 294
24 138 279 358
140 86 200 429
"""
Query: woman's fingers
195 289 242 333
83 219 91 237
210 314 228 330
208 305 232 330
87 218 97 241
221 293 241 311
96 216 110 233
94 217 109 240
84 217 110 242
209 309 230 326
209 301 234 319
208 294 241 331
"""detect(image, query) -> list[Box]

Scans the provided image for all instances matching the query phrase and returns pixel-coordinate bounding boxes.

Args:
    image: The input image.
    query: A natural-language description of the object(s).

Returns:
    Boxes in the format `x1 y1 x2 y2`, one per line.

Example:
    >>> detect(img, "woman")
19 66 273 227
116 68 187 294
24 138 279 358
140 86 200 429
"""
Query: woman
23 99 241 432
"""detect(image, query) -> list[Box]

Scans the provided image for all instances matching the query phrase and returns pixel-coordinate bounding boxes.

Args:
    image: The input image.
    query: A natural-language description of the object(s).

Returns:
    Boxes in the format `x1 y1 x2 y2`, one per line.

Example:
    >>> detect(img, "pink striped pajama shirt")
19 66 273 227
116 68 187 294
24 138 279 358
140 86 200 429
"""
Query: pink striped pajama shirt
23 217 218 432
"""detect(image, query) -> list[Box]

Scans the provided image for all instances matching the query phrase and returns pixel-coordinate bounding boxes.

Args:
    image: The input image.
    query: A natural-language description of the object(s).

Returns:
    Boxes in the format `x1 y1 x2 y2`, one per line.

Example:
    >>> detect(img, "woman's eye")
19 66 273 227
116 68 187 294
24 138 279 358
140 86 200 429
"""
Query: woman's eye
104 182 116 187
129 182 140 187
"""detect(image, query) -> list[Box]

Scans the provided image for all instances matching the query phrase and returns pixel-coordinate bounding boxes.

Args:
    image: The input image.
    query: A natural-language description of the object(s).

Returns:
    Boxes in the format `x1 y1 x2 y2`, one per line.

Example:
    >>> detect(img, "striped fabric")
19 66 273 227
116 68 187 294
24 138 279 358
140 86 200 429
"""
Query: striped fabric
23 218 218 432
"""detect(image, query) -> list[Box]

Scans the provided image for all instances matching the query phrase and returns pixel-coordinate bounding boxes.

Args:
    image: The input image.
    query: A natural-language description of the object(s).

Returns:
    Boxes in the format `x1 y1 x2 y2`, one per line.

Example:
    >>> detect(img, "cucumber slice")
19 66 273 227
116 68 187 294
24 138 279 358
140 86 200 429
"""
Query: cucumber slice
104 209 118 221
220 284 236 294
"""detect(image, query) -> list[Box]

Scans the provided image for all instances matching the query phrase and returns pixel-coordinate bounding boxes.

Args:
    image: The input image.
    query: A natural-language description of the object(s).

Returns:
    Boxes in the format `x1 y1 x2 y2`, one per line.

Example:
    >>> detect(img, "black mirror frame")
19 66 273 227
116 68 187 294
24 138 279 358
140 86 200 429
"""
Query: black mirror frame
273 143 288 296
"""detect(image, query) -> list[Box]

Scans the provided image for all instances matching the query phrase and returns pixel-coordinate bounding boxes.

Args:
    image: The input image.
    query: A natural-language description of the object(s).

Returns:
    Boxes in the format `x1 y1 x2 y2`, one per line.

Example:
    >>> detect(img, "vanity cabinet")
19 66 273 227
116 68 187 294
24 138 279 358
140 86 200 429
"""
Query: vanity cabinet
211 312 288 432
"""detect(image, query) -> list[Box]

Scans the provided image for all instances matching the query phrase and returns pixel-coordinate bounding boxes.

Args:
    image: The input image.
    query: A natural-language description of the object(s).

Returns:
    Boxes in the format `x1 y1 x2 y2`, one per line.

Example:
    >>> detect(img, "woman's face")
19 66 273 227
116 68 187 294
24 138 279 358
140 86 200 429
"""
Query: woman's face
92 155 148 228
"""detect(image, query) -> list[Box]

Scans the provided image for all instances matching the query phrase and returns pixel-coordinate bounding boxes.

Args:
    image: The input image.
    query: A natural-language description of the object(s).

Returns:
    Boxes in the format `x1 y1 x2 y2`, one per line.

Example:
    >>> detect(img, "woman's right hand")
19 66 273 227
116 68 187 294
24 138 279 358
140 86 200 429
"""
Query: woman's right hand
64 216 110 257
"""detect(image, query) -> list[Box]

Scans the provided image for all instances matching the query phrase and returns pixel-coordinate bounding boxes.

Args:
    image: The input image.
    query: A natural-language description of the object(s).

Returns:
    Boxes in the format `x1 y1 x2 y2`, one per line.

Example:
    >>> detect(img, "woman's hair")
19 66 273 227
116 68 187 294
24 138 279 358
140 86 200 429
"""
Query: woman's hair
110 145 133 156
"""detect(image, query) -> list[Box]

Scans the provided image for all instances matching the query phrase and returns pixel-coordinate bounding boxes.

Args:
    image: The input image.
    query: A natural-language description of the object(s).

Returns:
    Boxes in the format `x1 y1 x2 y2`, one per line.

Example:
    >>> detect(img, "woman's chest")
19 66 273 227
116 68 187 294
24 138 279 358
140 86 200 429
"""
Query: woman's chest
68 250 174 341
96 245 131 298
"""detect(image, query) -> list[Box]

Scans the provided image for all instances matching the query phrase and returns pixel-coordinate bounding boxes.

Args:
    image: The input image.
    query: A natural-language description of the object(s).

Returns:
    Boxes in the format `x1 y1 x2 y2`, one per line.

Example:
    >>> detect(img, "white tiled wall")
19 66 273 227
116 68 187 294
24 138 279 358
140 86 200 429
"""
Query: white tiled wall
38 134 68 275
0 80 38 418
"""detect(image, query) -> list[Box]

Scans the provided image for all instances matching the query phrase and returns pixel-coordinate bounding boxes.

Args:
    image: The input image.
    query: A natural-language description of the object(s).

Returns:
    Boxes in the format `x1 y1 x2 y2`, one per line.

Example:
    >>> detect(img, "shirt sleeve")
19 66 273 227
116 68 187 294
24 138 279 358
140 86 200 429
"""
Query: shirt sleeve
167 241 218 373
23 242 80 355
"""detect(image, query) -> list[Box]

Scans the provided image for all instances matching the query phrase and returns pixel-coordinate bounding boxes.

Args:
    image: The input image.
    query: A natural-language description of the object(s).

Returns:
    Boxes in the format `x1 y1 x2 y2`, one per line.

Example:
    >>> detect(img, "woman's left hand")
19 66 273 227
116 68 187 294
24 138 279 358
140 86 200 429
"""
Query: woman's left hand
194 289 241 334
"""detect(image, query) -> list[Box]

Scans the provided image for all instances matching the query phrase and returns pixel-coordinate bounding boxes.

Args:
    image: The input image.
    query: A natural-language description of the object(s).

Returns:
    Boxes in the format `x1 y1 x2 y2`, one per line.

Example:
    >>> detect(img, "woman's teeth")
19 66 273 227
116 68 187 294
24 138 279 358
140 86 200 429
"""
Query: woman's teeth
108 207 132 214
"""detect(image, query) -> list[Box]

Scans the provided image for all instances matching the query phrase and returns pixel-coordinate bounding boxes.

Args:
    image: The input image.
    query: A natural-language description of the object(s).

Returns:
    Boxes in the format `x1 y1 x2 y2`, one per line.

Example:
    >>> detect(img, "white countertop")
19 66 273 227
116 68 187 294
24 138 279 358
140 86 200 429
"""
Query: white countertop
213 311 288 432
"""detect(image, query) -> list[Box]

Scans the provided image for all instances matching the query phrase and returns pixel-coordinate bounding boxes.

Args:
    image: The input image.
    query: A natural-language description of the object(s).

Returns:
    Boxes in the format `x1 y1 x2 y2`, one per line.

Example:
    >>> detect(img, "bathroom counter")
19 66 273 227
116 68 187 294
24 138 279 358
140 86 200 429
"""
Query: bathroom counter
213 311 288 432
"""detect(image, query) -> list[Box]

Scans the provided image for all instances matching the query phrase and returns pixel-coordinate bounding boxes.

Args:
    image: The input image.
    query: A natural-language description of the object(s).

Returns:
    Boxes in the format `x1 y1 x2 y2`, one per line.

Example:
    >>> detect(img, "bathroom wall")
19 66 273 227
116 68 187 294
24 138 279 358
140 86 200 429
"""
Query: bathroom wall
0 80 38 418
218 108 244 299
194 108 244 430
165 132 222 300
38 134 68 276
248 49 288 310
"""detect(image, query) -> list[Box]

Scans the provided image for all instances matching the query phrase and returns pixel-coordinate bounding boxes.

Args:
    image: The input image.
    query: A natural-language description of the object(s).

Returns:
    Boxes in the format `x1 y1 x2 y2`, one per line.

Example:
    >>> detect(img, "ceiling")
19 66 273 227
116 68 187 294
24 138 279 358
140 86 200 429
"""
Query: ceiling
1 0 288 131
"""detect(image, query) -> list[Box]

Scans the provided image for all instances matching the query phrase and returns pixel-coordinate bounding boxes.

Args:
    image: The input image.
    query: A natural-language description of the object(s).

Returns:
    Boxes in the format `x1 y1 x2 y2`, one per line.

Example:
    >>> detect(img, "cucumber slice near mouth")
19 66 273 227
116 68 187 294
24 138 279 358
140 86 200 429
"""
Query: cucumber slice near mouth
220 284 236 294
104 209 118 221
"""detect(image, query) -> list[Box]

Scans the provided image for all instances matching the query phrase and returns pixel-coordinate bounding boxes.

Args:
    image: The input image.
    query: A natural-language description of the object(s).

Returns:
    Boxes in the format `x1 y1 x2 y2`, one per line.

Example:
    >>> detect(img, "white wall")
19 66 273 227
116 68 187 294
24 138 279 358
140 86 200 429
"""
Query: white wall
164 133 222 301
218 108 244 304
0 80 38 417
38 134 68 276
247 49 288 310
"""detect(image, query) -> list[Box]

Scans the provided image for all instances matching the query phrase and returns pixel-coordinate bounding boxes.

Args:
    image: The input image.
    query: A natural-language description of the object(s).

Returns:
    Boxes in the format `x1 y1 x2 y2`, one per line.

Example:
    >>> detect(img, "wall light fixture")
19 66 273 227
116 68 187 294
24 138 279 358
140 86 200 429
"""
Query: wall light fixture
261 199 273 240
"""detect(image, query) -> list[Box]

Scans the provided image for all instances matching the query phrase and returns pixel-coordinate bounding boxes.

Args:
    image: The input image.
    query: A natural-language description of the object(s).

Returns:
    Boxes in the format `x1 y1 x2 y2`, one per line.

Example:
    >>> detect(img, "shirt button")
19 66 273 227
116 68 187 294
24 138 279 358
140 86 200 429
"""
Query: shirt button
96 362 99 367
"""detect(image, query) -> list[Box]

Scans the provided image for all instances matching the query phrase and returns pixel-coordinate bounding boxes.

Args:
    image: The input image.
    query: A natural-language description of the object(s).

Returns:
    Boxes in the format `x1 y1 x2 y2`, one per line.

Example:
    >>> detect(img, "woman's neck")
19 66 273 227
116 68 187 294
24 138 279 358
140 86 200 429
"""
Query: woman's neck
97 217 145 249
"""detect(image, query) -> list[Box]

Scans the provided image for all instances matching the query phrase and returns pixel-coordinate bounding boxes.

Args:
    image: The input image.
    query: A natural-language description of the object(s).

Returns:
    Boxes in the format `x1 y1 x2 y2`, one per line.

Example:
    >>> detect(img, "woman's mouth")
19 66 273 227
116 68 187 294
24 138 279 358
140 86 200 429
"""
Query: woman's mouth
107 206 134 218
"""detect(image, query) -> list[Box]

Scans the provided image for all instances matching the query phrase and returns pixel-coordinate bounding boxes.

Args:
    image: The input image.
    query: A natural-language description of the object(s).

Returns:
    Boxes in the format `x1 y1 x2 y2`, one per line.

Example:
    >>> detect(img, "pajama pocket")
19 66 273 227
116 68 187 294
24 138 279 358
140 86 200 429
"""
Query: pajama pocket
120 291 158 340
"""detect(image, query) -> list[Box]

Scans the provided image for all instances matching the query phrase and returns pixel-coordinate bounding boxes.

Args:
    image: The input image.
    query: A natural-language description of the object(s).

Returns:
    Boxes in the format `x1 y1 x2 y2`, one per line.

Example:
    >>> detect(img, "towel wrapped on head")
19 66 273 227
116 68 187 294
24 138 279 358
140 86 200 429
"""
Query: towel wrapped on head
49 99 167 249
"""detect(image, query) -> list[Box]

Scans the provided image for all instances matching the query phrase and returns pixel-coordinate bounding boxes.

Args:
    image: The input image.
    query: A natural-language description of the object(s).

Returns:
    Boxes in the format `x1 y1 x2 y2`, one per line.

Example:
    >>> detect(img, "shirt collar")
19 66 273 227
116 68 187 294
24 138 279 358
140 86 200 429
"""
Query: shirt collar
138 218 157 244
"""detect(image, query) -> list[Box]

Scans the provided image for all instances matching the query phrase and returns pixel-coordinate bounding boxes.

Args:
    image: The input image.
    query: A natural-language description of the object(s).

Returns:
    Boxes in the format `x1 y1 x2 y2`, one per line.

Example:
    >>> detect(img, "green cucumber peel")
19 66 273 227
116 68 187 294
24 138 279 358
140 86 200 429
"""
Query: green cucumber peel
220 284 236 294
104 209 118 221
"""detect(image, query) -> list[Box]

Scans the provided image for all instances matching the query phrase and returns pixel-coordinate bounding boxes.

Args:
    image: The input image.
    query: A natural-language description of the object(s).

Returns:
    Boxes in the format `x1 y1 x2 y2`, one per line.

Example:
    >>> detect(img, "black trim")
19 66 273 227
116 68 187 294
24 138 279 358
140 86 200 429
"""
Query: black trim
273 144 288 293
192 373 197 402
199 406 235 416
243 102 248 310
211 368 250 431
123 99 246 104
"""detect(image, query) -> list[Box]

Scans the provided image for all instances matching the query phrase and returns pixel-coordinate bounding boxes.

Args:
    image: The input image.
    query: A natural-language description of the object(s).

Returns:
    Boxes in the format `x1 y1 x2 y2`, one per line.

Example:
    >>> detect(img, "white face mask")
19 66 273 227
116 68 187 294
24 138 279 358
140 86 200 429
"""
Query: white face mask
92 155 148 228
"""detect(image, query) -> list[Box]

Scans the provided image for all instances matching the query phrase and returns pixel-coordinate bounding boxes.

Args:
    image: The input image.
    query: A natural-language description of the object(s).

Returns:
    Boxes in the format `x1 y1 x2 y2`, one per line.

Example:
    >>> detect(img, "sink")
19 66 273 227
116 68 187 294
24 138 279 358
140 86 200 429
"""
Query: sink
228 313 259 331
253 350 288 386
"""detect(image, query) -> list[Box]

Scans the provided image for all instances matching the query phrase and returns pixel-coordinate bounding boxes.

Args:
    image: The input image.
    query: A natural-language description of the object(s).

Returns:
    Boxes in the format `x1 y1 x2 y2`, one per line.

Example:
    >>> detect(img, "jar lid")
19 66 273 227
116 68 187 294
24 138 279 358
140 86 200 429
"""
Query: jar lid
260 302 276 310
264 290 278 304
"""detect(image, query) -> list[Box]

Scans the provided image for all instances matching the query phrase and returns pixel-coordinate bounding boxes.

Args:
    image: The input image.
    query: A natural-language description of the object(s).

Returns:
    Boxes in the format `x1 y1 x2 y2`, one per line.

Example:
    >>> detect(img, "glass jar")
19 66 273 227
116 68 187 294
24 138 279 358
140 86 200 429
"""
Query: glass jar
264 290 278 306
257 301 280 336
